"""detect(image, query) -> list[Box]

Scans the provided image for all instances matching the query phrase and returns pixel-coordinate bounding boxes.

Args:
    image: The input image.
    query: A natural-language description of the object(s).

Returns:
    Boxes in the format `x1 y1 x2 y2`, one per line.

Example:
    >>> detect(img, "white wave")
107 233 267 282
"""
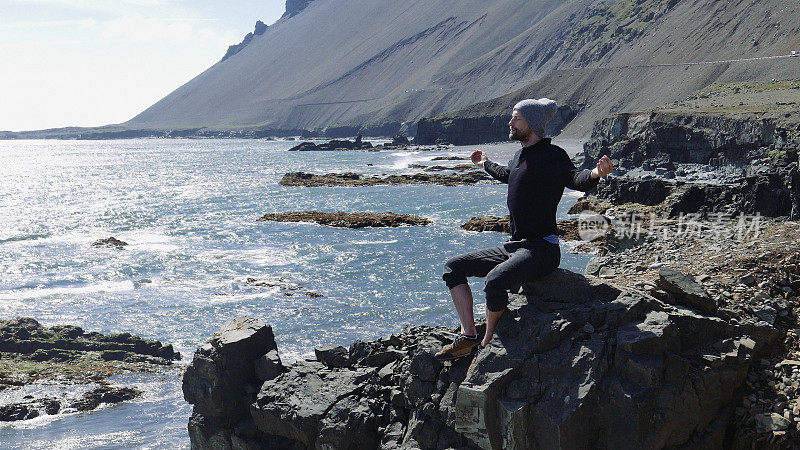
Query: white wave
562 189 585 198
205 247 296 266
347 240 399 245
0 280 136 301
388 152 425 170
112 229 181 253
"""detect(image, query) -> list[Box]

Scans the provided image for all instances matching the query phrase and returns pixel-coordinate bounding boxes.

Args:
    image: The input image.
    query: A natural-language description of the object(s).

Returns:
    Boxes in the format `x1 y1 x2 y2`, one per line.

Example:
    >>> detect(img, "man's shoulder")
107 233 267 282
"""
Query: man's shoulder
542 140 569 161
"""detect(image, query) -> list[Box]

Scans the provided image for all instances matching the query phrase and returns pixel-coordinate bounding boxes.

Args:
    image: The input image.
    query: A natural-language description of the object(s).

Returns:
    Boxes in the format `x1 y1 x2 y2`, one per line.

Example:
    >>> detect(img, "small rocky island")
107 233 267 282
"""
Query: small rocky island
288 135 419 152
279 171 493 187
257 211 431 228
0 318 179 421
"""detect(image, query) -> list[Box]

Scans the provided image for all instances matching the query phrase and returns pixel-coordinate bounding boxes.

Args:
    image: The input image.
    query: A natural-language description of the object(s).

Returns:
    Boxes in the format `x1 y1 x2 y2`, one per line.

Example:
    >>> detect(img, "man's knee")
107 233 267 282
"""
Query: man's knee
484 268 515 294
442 255 468 289
485 289 508 312
483 267 517 311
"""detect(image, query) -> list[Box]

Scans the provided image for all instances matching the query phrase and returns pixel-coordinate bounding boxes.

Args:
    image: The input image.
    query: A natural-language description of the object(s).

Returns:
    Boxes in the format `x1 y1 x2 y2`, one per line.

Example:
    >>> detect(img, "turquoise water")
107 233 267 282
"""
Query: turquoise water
0 138 589 448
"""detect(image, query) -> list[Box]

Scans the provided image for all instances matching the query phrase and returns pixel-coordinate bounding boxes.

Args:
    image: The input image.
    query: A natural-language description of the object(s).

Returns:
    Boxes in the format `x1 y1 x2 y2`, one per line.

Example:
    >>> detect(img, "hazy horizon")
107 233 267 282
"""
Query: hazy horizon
0 0 286 132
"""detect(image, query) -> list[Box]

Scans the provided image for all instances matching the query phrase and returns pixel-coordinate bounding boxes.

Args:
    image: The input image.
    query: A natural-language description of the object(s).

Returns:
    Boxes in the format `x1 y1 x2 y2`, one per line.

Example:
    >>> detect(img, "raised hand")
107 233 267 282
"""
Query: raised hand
471 150 488 168
591 155 613 179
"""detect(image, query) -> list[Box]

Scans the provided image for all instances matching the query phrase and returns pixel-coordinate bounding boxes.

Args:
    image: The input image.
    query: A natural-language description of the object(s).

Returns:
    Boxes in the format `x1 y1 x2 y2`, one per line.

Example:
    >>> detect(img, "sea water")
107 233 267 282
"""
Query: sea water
0 138 590 448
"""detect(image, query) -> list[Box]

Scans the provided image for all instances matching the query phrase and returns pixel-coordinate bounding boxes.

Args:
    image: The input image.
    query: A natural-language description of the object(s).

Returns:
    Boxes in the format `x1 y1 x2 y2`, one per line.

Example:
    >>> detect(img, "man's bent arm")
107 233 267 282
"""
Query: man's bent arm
565 165 600 192
484 160 510 184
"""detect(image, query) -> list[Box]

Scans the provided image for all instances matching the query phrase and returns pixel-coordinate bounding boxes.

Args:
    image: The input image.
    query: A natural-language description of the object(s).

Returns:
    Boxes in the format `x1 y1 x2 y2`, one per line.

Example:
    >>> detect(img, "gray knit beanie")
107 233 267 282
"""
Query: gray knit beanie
513 98 558 138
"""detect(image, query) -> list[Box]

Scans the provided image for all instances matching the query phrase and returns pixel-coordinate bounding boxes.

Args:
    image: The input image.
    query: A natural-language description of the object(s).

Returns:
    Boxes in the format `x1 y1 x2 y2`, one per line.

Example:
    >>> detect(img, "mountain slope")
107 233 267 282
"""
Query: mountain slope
126 0 800 137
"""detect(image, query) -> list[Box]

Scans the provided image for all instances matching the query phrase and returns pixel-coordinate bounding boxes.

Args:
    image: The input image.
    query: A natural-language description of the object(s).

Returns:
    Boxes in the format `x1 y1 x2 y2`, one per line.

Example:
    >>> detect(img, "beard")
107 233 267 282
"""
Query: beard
509 127 531 141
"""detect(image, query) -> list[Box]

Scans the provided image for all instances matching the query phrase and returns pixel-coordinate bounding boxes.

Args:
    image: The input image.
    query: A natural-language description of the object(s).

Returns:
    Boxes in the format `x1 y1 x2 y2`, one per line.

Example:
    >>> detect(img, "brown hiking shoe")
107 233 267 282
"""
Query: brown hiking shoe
435 334 480 361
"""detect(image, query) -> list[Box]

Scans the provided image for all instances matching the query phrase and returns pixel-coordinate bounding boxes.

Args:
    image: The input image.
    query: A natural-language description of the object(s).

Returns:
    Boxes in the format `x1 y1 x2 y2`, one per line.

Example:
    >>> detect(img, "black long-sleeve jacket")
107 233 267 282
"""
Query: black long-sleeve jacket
483 138 599 242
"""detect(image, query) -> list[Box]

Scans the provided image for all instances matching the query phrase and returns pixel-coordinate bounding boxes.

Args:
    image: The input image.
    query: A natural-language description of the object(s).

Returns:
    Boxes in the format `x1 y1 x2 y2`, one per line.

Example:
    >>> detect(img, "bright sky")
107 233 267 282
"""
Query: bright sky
0 0 286 131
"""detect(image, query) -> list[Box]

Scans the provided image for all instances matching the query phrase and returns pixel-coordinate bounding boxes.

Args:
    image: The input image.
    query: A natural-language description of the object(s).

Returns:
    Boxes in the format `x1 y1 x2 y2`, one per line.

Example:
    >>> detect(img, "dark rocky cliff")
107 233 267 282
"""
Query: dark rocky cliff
582 112 800 171
576 101 800 219
182 270 779 449
415 105 580 145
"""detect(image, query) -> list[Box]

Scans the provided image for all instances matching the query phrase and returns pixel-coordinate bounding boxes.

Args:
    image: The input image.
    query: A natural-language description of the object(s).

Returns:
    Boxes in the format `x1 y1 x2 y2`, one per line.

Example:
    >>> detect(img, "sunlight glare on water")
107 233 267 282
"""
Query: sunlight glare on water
0 138 590 447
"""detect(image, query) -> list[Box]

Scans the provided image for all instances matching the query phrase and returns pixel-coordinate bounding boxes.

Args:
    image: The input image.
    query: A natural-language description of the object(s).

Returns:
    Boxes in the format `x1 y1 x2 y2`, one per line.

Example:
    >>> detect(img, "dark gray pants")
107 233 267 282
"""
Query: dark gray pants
442 239 560 312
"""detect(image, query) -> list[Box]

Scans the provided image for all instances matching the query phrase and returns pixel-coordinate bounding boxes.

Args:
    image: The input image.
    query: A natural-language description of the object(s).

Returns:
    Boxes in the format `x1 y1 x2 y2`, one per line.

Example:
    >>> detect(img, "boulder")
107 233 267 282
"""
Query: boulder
391 135 410 145
656 266 717 314
70 386 141 412
456 275 772 449
183 317 282 448
92 237 128 249
314 345 351 368
250 364 376 447
255 350 286 382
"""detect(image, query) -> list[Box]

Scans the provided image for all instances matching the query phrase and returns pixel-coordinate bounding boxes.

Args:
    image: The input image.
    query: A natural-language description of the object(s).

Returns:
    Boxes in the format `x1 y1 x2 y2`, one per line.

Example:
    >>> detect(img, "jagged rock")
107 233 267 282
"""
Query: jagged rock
279 171 492 187
183 316 280 436
222 20 268 62
423 164 474 172
0 403 40 421
92 237 128 249
360 349 404 367
582 112 800 173
755 306 777 325
257 211 430 228
285 141 317 151
585 257 604 276
255 350 286 382
431 156 468 161
586 173 799 219
314 345 351 368
754 412 791 433
70 386 141 412
282 0 315 18
181 317 293 448
391 135 410 145
579 112 800 219
1 386 139 422
456 273 774 449
460 215 510 233
250 364 376 447
656 266 717 314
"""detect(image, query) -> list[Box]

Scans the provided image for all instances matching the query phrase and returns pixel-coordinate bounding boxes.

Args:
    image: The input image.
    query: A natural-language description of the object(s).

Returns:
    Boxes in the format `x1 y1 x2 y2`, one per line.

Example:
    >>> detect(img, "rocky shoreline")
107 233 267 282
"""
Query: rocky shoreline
0 318 179 422
257 211 431 228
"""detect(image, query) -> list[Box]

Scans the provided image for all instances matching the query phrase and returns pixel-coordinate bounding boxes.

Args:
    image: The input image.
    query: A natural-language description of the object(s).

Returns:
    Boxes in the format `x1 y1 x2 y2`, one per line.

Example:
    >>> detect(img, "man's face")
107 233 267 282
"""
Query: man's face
508 110 533 141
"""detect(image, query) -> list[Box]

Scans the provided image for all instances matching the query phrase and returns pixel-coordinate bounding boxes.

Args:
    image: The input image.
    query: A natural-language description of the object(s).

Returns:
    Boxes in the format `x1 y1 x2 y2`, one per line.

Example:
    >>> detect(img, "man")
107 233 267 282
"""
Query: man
435 98 613 361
